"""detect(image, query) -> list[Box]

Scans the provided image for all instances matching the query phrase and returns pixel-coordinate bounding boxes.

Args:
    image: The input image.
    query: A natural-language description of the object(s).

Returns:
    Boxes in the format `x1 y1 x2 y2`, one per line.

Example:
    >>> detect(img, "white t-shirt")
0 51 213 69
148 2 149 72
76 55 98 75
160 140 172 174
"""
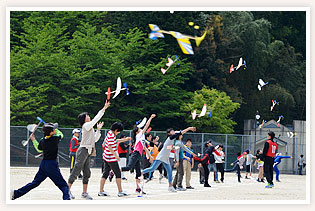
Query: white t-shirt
246 154 254 165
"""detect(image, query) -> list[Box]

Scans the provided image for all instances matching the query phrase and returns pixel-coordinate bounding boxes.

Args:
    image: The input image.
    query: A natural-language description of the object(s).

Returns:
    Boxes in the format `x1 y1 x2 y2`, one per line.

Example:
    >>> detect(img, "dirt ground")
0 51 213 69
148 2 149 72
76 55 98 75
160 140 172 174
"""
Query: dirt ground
9 167 306 201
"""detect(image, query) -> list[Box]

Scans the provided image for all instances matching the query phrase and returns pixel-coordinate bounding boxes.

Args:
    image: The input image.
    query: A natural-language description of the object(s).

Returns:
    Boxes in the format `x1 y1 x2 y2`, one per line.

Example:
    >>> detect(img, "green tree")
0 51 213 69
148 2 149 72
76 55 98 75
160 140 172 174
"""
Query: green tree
182 86 240 133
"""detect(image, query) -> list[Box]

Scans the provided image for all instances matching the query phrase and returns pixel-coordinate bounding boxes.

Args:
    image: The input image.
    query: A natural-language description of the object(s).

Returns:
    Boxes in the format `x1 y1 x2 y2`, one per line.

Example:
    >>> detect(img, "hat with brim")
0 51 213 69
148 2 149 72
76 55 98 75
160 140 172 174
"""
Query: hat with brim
44 123 58 129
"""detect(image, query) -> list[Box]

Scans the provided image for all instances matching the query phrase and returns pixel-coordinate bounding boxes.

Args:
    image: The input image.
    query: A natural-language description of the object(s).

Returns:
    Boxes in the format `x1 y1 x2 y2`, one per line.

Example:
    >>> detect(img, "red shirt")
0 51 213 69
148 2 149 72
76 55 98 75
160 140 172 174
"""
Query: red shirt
266 140 277 158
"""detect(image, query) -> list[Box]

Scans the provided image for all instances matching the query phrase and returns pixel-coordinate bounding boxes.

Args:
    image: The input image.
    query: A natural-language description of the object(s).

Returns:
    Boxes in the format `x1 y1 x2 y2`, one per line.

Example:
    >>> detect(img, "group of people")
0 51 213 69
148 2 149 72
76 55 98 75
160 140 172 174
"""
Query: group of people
11 100 294 200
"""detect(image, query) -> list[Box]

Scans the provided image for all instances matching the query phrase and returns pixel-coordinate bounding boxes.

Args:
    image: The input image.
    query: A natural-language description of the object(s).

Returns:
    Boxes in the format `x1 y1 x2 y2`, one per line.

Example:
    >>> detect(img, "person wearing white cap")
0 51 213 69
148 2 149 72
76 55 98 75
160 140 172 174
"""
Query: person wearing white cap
69 128 82 179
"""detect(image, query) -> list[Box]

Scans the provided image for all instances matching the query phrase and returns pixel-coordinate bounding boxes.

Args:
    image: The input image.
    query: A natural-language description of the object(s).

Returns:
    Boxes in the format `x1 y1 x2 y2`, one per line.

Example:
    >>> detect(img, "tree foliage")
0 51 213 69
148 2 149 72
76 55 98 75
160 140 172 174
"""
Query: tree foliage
10 11 306 134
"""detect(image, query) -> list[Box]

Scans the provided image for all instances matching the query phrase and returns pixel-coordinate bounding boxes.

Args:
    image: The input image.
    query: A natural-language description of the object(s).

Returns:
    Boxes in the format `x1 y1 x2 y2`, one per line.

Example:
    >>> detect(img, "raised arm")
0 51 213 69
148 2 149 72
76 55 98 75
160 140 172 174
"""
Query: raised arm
84 101 110 131
117 137 132 143
142 114 156 134
30 134 43 153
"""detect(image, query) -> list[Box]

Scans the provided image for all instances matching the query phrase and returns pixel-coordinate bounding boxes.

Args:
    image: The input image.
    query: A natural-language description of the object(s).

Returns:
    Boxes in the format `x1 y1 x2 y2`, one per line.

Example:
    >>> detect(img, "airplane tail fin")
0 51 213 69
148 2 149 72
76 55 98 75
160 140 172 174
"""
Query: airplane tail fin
195 31 207 47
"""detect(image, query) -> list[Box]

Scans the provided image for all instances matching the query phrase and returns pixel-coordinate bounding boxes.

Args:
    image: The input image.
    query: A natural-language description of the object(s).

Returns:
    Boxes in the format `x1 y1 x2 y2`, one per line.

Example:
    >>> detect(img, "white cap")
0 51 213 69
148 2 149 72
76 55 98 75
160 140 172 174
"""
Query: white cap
72 128 81 134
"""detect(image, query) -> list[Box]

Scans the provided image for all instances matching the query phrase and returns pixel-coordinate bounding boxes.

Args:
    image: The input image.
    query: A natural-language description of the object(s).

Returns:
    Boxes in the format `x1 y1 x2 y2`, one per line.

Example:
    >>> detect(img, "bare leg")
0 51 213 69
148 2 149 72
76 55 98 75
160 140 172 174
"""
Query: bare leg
68 183 72 190
116 178 122 192
99 178 106 192
83 184 88 193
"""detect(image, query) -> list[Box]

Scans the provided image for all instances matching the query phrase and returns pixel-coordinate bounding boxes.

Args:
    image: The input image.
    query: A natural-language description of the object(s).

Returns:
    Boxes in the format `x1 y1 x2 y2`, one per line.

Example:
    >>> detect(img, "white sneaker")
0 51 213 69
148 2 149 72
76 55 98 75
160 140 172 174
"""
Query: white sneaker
118 191 128 197
176 187 186 191
69 191 75 199
81 192 93 200
98 191 109 196
168 186 177 192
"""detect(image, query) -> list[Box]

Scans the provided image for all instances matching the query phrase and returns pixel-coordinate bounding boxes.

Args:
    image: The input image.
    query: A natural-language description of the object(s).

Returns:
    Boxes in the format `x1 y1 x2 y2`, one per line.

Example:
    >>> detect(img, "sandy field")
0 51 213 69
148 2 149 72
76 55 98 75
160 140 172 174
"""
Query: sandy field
9 167 306 201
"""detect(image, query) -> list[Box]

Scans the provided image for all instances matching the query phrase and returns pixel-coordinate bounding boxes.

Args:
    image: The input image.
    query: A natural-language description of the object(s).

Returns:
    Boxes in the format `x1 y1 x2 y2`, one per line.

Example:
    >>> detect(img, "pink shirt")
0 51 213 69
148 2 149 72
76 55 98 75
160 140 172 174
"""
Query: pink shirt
134 133 145 155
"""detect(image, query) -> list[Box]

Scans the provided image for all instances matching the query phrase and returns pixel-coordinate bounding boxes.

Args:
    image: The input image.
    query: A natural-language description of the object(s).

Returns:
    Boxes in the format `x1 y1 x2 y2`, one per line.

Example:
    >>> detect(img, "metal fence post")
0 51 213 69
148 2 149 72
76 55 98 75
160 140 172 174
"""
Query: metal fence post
225 134 228 169
26 128 29 167
201 133 204 154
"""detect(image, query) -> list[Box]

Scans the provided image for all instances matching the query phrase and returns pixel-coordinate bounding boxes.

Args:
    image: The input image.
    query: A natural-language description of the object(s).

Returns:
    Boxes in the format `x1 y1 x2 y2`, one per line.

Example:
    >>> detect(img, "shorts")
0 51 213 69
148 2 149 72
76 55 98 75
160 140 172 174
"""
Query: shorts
257 162 264 169
246 165 251 172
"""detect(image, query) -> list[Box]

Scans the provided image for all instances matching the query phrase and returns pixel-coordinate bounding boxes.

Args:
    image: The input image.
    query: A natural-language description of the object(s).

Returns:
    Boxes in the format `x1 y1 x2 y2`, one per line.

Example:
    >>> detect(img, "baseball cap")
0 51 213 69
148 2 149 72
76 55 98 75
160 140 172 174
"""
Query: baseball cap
72 128 81 134
43 123 58 129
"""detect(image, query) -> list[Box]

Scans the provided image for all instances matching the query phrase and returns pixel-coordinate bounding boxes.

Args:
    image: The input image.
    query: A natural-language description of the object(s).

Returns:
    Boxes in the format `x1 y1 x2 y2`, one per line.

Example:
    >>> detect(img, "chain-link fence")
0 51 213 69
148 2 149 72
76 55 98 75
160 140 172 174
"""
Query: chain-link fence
10 126 306 174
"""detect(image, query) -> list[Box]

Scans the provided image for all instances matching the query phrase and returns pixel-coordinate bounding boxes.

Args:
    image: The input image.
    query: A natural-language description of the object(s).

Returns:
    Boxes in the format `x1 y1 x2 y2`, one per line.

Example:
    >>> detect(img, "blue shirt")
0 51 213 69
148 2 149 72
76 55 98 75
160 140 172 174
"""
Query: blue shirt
183 145 194 163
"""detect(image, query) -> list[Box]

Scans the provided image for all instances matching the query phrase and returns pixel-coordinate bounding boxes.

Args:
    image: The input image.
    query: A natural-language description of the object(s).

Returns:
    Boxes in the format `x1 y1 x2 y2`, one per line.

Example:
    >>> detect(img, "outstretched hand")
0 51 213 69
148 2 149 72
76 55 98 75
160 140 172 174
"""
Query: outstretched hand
97 122 104 130
150 114 156 119
104 100 111 110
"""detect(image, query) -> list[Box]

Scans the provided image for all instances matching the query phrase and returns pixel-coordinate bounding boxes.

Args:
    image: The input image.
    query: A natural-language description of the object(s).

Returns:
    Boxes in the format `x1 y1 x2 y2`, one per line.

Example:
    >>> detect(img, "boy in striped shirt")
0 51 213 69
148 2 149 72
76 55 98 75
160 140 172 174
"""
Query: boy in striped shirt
99 122 131 197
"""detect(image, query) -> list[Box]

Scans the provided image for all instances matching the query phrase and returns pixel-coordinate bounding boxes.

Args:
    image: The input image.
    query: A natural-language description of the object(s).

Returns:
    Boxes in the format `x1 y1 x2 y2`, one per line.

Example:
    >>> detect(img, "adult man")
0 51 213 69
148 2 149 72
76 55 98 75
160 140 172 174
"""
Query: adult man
262 131 277 188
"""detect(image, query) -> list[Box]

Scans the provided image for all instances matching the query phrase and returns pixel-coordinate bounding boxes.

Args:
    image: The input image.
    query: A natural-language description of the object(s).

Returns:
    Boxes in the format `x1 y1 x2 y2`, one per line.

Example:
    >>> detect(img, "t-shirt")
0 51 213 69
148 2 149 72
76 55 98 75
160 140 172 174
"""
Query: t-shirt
183 146 194 163
134 132 146 155
246 154 254 165
37 129 63 160
102 130 117 162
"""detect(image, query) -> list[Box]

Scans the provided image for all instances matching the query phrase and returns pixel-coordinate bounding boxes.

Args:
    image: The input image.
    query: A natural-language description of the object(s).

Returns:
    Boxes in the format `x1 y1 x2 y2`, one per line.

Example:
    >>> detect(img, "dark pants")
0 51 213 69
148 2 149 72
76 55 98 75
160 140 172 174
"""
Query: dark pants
199 165 205 183
173 159 184 188
141 153 151 179
69 153 82 178
202 163 210 185
225 164 241 182
68 147 91 184
298 165 303 175
263 156 275 185
13 160 70 200
216 163 225 182
121 151 141 179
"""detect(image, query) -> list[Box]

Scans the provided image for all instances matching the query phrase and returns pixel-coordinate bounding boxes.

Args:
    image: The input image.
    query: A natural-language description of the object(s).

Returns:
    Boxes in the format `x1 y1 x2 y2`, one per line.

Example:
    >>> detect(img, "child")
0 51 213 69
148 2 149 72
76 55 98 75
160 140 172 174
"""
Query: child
173 136 197 191
273 153 291 182
68 100 110 200
254 149 264 182
121 114 155 194
117 135 131 180
69 128 82 179
194 140 220 187
147 136 167 182
197 163 205 184
245 149 255 179
214 144 225 183
99 122 131 197
183 138 194 189
142 127 196 192
11 123 70 200
225 152 247 183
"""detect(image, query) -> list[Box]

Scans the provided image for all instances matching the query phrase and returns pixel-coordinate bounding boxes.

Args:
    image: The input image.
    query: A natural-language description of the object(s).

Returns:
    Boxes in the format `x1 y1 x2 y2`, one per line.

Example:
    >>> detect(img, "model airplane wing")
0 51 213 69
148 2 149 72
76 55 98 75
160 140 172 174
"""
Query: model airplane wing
166 58 174 67
198 104 207 117
259 79 265 87
192 110 197 120
236 57 243 70
112 77 122 99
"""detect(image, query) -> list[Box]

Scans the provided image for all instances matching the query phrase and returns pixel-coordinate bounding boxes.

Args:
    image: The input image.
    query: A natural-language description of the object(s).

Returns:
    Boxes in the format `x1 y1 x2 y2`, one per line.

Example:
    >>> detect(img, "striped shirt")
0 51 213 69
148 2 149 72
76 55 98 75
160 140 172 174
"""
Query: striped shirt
102 130 117 162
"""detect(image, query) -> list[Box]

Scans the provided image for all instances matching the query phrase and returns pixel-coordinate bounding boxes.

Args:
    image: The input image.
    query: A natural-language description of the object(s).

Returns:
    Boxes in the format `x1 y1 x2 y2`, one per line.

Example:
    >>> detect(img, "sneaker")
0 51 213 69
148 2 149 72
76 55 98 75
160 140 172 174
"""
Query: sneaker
245 176 250 179
81 192 93 200
69 191 75 199
200 181 205 184
136 188 147 195
176 187 186 191
186 186 194 189
265 183 273 188
204 183 211 187
122 177 128 181
10 190 15 200
270 183 274 188
168 186 177 192
118 191 128 197
276 179 281 182
108 171 114 182
145 178 151 183
215 180 220 183
256 179 260 182
98 191 109 196
220 179 224 183
261 179 265 183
